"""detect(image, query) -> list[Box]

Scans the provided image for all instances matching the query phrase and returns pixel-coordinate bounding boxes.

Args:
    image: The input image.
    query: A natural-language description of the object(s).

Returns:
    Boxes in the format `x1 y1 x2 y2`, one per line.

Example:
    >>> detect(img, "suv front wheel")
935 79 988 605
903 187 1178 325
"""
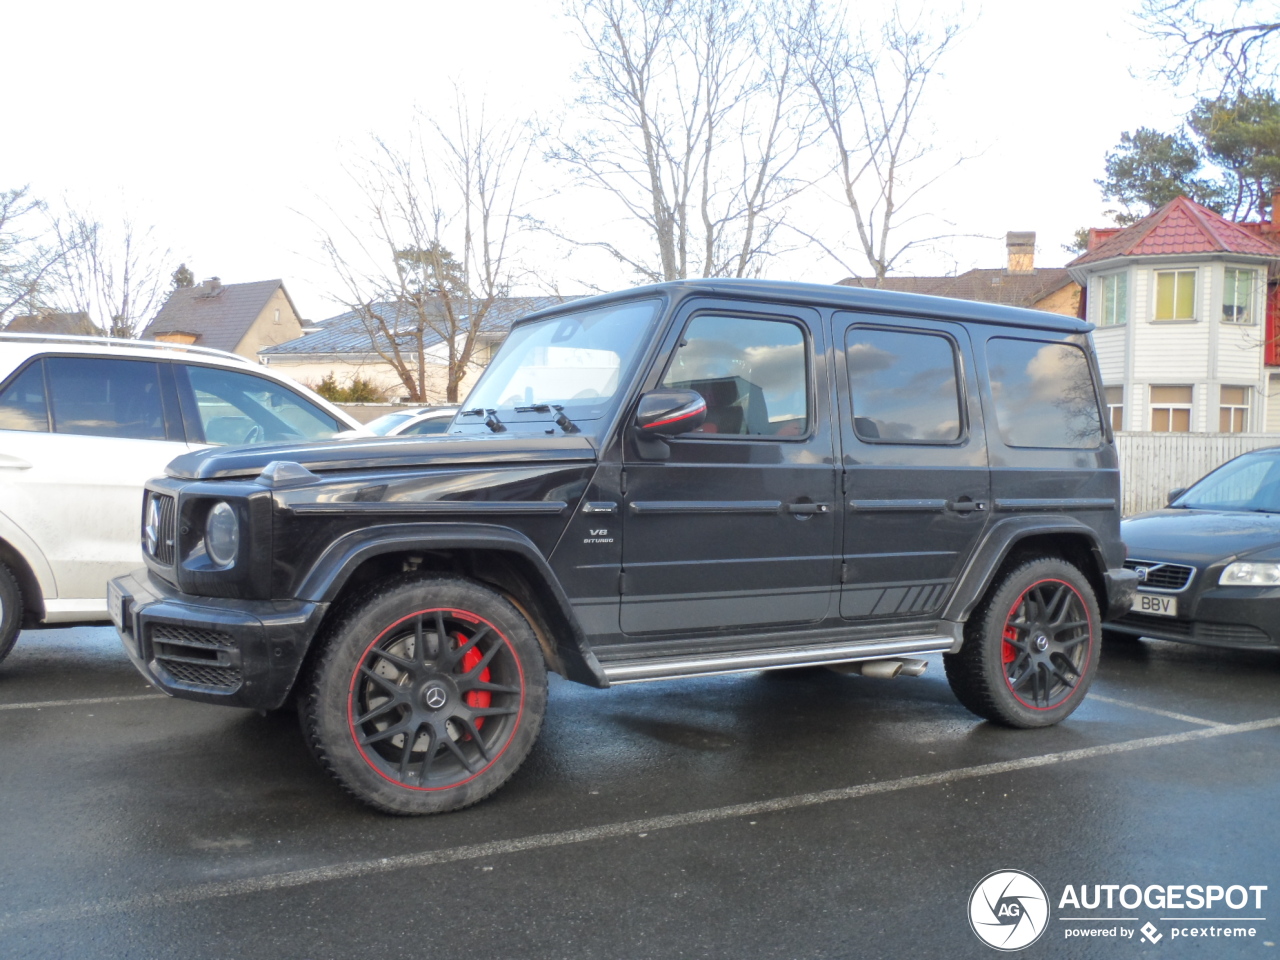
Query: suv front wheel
945 557 1099 728
301 575 547 814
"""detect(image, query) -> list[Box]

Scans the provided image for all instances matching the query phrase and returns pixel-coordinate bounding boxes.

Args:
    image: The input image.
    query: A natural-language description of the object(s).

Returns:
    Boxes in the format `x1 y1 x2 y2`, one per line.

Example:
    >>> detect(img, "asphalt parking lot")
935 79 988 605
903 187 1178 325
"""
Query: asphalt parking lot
0 626 1276 960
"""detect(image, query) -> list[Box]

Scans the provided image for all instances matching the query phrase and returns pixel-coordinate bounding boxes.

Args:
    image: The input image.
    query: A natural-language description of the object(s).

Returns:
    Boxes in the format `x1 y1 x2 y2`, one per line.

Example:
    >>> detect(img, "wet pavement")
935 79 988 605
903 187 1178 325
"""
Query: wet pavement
0 626 1276 959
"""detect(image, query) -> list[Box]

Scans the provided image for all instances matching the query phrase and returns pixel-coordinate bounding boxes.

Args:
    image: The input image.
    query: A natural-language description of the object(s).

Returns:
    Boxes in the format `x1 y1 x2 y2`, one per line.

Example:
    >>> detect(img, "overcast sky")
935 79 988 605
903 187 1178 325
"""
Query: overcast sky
2 0 1194 321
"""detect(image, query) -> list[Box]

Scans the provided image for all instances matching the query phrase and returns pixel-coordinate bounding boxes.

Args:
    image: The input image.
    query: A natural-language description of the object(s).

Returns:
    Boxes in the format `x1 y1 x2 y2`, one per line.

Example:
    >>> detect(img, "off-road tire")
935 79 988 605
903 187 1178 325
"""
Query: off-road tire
300 574 547 814
945 557 1099 728
0 562 22 665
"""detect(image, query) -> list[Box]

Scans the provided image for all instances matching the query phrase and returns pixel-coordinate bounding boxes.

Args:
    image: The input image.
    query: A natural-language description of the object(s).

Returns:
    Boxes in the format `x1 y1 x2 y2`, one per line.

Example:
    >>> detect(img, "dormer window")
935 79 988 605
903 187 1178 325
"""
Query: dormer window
1155 270 1196 321
1099 273 1127 326
1223 268 1255 324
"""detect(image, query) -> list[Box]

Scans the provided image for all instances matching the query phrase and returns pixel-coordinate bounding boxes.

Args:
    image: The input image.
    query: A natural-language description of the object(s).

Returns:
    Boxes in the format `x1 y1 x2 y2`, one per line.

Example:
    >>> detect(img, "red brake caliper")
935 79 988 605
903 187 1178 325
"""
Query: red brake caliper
1002 623 1019 664
456 634 492 730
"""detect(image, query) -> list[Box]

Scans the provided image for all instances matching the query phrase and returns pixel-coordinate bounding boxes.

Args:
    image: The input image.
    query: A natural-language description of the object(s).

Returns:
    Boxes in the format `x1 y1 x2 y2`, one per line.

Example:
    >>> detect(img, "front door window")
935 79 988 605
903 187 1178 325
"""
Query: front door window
660 314 809 437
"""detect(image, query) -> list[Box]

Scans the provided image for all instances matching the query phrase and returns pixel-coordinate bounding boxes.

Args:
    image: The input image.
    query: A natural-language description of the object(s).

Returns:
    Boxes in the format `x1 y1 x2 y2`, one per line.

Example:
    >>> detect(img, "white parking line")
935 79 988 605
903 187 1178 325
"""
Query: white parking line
0 694 165 711
2 714 1277 932
1088 694 1225 727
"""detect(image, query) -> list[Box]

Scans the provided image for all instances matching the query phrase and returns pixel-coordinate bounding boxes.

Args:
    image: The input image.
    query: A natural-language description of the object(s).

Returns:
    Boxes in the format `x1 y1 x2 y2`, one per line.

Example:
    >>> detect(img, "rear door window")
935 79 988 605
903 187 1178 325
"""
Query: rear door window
845 326 963 442
44 357 166 440
180 365 341 445
986 338 1103 449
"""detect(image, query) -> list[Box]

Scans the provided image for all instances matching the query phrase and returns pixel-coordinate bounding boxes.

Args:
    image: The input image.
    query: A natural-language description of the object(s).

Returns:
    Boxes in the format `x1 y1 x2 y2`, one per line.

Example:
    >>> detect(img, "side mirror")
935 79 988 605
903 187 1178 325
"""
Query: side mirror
1167 487 1187 505
635 390 706 436
633 390 706 460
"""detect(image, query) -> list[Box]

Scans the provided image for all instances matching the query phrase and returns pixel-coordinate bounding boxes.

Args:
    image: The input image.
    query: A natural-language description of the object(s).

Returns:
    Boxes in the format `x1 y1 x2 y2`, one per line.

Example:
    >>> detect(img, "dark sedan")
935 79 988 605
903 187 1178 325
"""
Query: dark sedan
1109 446 1280 650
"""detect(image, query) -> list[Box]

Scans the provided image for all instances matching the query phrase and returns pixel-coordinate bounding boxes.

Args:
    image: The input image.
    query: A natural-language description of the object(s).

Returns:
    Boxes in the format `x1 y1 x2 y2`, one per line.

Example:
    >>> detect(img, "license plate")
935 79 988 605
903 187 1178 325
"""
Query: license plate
1137 593 1177 617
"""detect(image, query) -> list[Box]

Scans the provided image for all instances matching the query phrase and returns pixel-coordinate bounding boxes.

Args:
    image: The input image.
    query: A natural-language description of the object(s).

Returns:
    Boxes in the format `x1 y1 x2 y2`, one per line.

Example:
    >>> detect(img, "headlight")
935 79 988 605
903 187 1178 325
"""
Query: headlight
205 502 240 568
1218 561 1280 586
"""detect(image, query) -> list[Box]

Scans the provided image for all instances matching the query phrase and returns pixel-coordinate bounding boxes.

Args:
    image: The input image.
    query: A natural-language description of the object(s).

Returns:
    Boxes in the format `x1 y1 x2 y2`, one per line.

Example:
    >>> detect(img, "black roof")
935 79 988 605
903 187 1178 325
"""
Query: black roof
511 279 1093 334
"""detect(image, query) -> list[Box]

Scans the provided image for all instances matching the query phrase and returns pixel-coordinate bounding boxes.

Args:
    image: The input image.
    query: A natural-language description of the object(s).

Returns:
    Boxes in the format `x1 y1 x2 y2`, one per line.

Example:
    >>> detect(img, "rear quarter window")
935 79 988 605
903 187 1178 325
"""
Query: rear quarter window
986 337 1103 449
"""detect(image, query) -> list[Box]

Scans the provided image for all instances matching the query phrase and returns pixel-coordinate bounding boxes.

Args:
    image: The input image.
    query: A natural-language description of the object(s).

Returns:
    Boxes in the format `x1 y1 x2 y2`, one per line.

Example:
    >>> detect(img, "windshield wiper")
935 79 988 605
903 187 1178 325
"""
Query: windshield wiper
512 403 580 434
460 408 506 433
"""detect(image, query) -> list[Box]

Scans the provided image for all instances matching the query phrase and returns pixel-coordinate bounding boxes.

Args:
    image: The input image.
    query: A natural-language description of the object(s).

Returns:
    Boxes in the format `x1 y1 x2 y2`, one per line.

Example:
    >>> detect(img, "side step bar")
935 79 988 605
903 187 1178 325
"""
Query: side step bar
600 635 956 685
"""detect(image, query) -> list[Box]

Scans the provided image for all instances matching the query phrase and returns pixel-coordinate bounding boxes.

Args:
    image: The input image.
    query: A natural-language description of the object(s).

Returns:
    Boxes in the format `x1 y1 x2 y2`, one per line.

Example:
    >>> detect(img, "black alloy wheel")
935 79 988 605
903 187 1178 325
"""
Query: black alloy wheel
302 575 547 814
945 557 1099 728
0 562 22 665
350 607 522 789
998 578 1091 710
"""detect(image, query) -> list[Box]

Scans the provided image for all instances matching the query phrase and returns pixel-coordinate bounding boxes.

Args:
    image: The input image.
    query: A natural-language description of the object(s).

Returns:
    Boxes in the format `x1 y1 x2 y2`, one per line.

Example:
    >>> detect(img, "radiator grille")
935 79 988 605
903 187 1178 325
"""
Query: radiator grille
1124 559 1194 591
145 493 177 565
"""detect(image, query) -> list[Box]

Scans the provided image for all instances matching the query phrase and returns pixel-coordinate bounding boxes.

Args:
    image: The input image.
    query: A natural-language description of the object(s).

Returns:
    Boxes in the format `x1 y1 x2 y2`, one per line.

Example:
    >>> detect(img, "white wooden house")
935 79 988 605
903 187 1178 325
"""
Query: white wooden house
1068 197 1280 433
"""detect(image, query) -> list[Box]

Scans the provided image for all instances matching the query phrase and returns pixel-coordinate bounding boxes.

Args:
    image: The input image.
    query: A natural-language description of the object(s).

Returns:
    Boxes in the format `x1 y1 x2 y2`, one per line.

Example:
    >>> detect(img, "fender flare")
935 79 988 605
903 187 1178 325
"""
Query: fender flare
943 516 1110 623
295 522 609 687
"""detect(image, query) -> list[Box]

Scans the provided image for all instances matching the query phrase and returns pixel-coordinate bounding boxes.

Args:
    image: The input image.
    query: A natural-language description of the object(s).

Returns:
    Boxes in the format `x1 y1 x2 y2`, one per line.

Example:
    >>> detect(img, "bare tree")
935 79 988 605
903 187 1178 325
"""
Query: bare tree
320 97 532 403
551 0 817 282
51 210 171 338
1138 0 1280 91
0 187 66 326
791 3 963 283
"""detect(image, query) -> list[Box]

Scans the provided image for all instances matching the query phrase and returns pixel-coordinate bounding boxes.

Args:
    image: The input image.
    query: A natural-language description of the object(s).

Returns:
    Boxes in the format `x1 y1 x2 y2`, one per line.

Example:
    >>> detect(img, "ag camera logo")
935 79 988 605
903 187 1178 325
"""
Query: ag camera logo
969 870 1050 951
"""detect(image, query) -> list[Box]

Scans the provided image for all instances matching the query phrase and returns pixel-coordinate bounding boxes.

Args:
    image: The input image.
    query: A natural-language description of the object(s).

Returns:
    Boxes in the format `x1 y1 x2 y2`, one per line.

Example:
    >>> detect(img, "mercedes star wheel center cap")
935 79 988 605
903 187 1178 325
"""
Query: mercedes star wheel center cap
1034 634 1049 652
423 684 449 710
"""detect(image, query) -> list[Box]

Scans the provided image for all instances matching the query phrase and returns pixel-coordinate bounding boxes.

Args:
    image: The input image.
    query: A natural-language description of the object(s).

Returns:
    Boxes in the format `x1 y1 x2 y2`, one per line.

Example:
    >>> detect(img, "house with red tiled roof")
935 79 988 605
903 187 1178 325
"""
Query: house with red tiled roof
1067 196 1280 434
837 232 1081 317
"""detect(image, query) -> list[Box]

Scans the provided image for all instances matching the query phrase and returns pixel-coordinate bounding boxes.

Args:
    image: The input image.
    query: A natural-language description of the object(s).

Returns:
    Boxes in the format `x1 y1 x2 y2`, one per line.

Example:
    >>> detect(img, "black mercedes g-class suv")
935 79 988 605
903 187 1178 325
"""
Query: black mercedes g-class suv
109 280 1137 814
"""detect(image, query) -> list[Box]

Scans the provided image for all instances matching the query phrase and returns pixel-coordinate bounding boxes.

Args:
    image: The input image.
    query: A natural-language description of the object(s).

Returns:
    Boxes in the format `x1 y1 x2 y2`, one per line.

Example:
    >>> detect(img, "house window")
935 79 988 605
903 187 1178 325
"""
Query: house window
1220 385 1250 432
1099 273 1127 326
1155 270 1197 321
1223 268 1255 323
1150 385 1192 432
1104 386 1123 432
273 308 281 325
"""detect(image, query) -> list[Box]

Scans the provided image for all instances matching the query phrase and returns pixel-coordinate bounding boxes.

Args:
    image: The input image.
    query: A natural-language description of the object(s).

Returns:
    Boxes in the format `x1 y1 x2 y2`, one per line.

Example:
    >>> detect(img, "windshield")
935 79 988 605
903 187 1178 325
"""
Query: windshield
1174 451 1280 512
366 412 415 435
462 298 663 421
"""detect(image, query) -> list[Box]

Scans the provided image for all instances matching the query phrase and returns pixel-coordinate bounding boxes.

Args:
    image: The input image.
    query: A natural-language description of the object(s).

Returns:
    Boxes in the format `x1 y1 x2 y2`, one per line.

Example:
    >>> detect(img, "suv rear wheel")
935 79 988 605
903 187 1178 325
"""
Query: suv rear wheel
0 562 21 664
945 557 1099 727
301 575 547 814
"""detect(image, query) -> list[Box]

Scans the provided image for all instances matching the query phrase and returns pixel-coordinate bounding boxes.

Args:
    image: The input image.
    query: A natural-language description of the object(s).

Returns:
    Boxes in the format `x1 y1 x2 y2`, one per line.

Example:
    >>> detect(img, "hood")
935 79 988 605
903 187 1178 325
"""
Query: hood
166 434 598 481
1121 509 1280 565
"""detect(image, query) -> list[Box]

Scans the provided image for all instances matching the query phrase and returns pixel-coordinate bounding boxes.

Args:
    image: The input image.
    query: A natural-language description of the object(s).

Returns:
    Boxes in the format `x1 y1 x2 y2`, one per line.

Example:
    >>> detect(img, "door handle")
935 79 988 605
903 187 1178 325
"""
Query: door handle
787 502 830 515
946 498 986 514
0 454 32 470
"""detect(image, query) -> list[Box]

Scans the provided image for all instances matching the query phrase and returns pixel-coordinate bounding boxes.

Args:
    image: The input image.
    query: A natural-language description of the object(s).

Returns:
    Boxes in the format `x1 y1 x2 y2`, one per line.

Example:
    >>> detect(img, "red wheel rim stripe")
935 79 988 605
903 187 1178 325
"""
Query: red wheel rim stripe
346 607 524 792
1001 578 1093 711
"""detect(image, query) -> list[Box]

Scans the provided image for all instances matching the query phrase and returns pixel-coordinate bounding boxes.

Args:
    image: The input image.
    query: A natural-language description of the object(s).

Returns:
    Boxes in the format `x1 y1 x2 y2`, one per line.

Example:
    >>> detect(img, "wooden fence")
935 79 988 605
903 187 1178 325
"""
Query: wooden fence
1115 432 1280 515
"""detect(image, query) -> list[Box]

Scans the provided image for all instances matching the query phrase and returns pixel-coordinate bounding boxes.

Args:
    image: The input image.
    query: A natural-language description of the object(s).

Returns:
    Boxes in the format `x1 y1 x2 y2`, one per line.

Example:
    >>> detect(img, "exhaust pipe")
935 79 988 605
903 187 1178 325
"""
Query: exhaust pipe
828 658 929 679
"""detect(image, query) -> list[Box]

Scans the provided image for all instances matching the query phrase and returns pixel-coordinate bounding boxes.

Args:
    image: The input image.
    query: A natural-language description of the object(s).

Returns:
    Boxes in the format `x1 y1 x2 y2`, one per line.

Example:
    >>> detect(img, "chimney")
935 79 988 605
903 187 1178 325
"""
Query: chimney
200 277 223 297
1006 232 1035 274
1265 190 1280 233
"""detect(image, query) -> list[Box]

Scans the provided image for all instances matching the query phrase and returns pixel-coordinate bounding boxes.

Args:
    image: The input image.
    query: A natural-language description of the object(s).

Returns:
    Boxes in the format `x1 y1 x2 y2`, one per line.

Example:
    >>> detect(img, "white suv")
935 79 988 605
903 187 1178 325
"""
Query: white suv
0 333 364 661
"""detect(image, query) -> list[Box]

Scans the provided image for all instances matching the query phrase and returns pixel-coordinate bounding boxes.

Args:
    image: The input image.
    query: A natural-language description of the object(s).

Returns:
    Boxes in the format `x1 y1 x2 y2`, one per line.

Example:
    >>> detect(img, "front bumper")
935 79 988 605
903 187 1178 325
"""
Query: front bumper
109 569 328 710
1107 580 1280 650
